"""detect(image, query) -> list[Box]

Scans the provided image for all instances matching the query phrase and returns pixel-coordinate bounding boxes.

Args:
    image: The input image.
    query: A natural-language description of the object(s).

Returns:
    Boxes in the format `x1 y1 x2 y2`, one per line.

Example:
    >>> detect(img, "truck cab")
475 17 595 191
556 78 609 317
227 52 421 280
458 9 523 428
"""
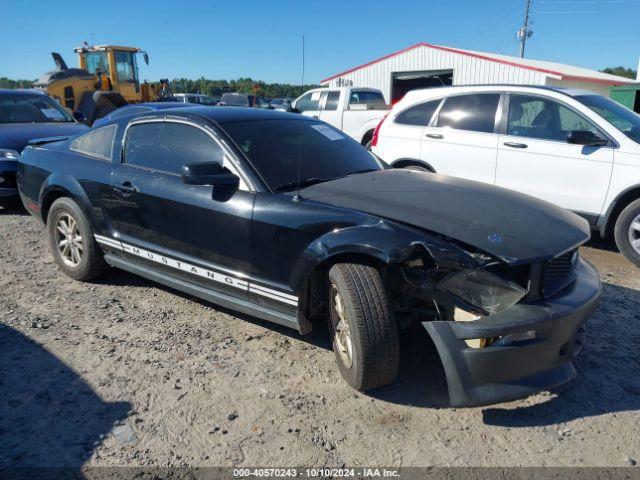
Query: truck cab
293 87 388 148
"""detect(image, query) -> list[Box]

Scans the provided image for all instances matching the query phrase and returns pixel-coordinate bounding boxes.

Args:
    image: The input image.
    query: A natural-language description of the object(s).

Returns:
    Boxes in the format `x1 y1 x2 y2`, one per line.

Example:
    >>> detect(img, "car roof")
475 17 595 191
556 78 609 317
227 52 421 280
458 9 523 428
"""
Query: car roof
402 84 597 101
135 105 307 123
0 89 47 96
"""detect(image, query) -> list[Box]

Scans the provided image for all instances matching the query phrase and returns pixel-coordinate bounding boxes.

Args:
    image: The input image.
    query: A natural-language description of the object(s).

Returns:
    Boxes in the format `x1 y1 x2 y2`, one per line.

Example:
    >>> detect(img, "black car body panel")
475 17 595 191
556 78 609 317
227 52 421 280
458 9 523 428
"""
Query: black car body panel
17 106 601 406
302 169 590 265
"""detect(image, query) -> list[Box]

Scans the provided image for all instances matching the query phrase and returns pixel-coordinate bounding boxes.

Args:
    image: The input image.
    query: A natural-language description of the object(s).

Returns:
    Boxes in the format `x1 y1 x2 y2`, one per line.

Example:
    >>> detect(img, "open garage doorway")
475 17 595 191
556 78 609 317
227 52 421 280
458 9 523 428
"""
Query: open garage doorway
391 70 453 103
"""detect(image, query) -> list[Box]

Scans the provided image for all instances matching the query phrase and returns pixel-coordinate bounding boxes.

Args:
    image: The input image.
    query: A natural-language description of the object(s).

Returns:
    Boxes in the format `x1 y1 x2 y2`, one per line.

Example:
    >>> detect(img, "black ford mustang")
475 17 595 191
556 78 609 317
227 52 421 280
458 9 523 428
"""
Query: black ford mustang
17 107 601 407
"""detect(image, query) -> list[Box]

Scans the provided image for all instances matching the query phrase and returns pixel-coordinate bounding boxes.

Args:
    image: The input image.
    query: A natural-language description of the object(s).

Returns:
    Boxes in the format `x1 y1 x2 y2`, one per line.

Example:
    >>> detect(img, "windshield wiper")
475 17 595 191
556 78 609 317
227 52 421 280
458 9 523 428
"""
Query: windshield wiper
273 177 330 192
341 168 377 177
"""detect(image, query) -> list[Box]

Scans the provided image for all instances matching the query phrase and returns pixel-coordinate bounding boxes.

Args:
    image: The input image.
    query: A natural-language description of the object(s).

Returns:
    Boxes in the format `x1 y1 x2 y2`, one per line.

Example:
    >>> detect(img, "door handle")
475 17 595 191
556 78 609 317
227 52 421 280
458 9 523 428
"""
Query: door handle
504 142 528 149
425 133 444 139
112 182 138 194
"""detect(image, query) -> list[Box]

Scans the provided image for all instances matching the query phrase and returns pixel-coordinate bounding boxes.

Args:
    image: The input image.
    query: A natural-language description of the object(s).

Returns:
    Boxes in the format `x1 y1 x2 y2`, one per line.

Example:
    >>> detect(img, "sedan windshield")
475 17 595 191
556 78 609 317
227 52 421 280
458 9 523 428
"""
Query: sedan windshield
0 93 74 124
221 119 384 191
576 94 640 144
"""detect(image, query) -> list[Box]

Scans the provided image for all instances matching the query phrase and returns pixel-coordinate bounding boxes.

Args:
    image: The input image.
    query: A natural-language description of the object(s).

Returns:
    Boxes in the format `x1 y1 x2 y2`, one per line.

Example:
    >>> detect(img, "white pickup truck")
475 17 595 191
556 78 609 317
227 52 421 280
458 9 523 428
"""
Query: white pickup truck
292 87 389 148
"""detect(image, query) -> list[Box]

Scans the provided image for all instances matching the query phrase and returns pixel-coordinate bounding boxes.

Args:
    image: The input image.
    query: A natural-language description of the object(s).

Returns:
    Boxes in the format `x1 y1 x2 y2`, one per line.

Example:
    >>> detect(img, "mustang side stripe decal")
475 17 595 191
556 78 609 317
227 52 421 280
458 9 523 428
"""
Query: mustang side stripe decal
94 235 298 307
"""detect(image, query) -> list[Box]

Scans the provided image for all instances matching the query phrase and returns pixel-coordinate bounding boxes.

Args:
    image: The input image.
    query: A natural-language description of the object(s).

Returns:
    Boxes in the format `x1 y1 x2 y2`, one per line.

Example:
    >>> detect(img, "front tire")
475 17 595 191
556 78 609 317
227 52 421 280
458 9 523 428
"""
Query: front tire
614 198 640 268
328 263 399 391
47 197 107 281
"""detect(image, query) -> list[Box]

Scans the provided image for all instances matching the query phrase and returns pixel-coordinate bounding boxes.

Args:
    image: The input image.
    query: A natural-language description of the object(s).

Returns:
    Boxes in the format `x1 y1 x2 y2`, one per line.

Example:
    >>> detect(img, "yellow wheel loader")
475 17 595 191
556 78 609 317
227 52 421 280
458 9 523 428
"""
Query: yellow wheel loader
33 44 173 124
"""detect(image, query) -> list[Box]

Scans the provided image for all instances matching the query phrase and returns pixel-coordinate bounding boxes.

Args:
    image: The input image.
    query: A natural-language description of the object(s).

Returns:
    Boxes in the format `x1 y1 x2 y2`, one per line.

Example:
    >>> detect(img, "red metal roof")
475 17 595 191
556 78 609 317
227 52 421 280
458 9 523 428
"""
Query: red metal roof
320 42 634 86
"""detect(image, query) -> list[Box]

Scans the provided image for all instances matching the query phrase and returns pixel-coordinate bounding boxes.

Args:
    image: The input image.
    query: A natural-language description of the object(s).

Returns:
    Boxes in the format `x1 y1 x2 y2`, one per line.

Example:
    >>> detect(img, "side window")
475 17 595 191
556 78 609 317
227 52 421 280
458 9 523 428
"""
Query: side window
436 94 500 133
507 94 599 141
297 92 320 113
324 91 340 111
349 90 385 106
70 125 117 160
395 99 441 126
125 122 224 175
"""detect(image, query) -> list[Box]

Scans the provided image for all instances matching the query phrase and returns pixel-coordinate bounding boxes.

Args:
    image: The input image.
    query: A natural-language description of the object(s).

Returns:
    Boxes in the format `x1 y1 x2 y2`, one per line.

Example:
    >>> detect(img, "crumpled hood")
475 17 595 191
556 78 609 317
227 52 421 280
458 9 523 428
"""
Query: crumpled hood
0 123 88 153
302 169 590 264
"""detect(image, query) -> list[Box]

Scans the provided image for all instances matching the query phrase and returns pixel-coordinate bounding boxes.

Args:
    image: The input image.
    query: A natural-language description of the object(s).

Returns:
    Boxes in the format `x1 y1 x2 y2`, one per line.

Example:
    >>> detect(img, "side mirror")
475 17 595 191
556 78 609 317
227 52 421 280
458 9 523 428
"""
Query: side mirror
567 130 608 147
181 162 239 189
73 111 87 123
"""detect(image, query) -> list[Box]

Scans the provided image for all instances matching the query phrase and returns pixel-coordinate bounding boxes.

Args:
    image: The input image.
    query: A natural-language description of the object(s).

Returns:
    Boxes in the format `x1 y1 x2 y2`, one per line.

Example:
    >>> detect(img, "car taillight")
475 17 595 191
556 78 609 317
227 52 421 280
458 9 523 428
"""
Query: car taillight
371 113 389 148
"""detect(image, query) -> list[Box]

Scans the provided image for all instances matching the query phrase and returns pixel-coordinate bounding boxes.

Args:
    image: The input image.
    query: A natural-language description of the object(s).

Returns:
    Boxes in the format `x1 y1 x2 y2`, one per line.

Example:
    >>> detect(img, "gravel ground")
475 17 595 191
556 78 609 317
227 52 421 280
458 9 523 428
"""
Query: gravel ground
1 207 639 469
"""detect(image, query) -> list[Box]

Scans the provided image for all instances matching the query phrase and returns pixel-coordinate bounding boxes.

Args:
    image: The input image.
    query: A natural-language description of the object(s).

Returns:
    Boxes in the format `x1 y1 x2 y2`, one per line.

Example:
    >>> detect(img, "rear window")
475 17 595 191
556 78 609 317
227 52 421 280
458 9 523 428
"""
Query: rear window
349 90 385 106
436 93 500 133
395 99 441 126
70 125 117 160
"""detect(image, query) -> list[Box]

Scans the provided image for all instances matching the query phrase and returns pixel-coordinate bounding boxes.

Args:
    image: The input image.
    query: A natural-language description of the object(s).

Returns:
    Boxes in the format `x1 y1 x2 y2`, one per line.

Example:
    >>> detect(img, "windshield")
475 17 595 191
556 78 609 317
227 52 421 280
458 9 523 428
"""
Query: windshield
221 119 384 191
576 94 640 144
0 94 75 124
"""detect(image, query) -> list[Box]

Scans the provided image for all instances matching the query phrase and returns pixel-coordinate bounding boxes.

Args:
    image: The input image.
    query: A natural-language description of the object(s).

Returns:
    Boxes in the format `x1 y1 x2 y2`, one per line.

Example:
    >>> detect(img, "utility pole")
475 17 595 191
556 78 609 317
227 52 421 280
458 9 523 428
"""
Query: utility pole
517 0 533 58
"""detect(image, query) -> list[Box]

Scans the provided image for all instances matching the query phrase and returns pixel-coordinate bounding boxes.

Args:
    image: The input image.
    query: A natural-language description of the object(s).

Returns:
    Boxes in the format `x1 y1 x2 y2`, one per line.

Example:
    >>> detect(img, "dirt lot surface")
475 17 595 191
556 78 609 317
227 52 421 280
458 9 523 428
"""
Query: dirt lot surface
1 208 639 469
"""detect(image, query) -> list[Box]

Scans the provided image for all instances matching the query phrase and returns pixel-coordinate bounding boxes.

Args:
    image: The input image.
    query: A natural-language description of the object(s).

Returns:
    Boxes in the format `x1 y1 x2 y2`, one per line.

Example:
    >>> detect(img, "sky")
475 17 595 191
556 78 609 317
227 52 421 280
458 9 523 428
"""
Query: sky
2 0 639 84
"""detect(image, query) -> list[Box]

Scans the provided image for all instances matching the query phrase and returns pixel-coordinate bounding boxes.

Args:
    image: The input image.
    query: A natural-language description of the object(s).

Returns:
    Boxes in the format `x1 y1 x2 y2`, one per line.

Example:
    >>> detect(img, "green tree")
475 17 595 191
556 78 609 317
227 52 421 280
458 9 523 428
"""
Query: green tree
0 77 36 89
601 67 637 79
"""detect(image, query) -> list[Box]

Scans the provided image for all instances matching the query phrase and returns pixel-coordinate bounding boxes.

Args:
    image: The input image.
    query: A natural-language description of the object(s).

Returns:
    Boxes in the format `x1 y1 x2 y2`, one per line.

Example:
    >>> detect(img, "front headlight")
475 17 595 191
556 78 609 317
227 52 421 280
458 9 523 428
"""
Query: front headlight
0 149 20 160
437 269 527 316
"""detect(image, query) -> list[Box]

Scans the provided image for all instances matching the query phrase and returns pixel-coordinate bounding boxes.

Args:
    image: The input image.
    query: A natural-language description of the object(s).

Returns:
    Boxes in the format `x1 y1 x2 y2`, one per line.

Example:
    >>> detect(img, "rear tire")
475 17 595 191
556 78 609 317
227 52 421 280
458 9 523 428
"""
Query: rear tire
47 197 107 281
613 198 640 268
327 263 399 391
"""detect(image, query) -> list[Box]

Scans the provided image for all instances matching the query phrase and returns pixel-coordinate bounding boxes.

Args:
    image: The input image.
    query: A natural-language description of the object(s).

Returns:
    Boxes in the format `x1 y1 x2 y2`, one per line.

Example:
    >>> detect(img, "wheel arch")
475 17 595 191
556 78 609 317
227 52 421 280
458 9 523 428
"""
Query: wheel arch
360 128 375 147
598 185 640 237
39 174 96 226
390 158 436 172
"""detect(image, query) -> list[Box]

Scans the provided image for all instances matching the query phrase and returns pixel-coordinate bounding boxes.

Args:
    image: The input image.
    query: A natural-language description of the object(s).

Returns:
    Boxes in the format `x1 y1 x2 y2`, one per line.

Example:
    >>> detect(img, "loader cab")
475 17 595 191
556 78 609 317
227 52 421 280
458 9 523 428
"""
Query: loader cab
76 46 143 100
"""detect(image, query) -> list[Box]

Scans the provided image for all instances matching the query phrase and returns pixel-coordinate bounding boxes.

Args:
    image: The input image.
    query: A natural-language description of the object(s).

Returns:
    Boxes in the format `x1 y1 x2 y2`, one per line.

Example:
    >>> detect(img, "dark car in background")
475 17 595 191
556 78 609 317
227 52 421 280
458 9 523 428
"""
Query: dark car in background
92 102 200 128
0 89 89 208
17 106 600 407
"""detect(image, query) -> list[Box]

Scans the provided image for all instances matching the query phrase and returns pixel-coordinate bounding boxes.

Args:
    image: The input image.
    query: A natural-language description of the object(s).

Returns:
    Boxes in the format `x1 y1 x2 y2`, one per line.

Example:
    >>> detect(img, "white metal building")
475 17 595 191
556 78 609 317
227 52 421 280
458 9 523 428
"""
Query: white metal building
320 42 637 103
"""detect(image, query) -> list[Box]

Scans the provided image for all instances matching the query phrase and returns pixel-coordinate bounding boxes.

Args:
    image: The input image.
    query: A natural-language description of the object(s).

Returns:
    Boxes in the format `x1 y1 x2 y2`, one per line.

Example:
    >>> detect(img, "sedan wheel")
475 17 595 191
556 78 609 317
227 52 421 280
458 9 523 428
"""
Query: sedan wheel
330 285 353 369
54 213 84 267
327 263 399 391
47 197 107 281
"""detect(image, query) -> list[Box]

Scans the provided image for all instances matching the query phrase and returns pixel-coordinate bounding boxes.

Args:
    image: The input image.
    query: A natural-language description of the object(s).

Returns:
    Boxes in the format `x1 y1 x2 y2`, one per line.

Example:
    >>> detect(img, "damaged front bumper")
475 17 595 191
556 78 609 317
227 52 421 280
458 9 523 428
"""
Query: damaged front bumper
423 259 601 407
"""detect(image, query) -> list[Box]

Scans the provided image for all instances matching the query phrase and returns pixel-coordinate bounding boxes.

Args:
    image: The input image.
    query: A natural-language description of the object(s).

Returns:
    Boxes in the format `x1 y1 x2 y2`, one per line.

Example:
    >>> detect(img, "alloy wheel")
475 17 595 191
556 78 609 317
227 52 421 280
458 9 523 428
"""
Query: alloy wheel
628 214 640 255
330 284 353 369
54 213 84 267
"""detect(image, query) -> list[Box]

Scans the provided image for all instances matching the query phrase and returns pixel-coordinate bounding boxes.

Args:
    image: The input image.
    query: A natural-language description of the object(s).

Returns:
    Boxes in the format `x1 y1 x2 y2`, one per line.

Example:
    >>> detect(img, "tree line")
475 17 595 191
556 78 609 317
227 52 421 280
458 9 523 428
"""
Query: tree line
0 76 318 99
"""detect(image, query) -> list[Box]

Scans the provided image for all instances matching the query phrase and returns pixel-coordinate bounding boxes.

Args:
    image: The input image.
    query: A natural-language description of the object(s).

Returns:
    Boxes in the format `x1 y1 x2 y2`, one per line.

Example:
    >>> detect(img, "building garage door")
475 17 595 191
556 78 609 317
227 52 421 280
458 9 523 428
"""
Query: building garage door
391 70 453 103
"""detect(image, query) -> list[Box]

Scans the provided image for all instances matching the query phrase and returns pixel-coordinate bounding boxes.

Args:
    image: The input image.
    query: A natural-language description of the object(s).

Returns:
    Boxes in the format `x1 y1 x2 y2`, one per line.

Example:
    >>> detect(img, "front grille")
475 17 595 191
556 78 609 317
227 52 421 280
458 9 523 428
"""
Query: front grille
542 249 577 297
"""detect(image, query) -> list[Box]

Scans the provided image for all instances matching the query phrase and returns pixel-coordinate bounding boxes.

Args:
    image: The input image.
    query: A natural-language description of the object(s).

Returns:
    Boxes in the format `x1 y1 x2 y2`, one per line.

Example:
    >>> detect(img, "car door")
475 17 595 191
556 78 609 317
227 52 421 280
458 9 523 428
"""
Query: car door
421 92 501 184
376 98 442 164
104 118 255 300
318 90 342 129
295 91 321 119
495 93 614 216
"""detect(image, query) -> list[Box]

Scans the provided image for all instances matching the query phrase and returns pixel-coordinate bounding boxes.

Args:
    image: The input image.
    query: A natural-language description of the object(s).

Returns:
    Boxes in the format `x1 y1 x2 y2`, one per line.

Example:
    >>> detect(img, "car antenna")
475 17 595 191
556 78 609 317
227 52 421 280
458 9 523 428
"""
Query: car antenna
293 34 305 203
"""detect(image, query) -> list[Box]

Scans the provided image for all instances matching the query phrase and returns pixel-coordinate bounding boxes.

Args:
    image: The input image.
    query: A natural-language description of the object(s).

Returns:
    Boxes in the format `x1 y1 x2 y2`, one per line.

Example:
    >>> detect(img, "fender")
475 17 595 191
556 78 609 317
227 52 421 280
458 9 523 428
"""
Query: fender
597 183 640 236
356 118 383 145
288 220 475 292
391 158 436 172
39 172 99 227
